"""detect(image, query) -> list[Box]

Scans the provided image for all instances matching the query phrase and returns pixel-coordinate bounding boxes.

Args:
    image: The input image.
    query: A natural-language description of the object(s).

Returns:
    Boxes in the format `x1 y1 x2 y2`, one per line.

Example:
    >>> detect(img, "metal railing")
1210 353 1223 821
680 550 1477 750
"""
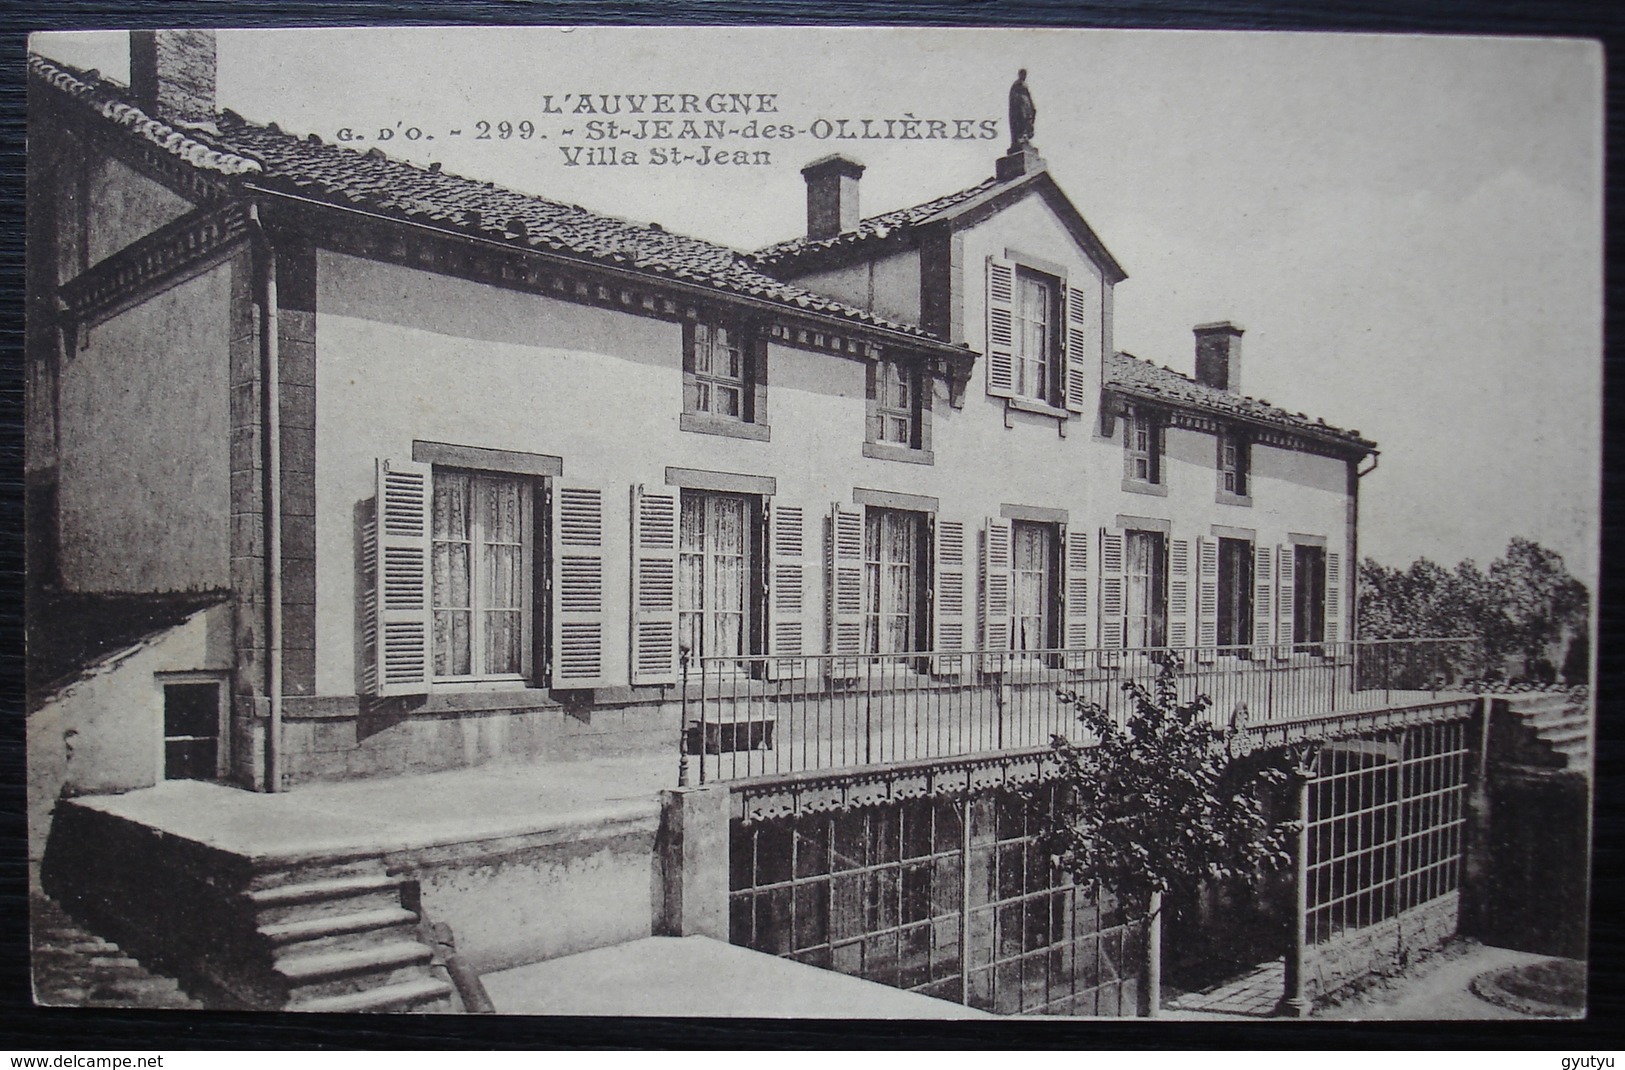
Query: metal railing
679 637 1481 784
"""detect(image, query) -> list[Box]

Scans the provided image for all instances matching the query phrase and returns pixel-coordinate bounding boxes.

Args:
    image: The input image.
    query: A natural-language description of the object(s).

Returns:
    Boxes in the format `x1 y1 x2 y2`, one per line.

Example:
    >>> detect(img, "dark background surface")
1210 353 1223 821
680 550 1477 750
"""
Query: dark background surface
2 0 1621 1049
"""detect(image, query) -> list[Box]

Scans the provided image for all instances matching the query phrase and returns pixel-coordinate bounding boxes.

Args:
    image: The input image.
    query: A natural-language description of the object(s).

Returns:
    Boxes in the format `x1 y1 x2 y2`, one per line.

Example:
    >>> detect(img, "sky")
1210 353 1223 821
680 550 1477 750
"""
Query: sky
30 27 1604 588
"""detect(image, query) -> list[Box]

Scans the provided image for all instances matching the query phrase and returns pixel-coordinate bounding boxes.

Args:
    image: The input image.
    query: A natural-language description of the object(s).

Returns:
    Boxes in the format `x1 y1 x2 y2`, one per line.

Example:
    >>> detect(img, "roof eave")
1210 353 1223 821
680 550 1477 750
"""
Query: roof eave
1103 383 1377 456
244 182 973 367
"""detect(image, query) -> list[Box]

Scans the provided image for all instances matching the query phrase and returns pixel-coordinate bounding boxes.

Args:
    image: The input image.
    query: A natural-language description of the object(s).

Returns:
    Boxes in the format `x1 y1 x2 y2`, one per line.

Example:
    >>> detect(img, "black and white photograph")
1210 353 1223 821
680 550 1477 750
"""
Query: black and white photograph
22 25 1602 1023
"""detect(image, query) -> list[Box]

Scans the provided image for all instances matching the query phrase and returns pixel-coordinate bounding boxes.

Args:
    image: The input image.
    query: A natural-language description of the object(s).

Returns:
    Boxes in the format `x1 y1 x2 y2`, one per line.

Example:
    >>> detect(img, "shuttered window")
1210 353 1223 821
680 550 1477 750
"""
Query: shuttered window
767 502 808 674
864 508 926 654
1325 552 1343 644
680 491 756 662
1217 537 1254 648
630 486 680 685
1013 270 1058 404
933 519 968 673
370 459 432 696
988 257 1089 414
431 471 531 680
1293 544 1328 647
1124 530 1167 648
1011 521 1058 652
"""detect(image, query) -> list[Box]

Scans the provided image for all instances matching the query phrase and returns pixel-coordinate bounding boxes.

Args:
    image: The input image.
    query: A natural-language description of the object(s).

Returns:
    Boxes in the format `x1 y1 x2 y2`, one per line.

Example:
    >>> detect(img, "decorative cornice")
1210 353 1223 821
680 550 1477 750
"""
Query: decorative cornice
729 747 1052 823
57 203 251 325
1106 387 1369 460
292 198 972 375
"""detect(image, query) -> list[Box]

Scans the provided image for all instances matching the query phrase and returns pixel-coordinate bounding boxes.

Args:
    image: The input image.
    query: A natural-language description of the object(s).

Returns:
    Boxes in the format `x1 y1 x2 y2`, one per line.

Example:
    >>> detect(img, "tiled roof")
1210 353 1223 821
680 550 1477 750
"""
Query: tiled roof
1105 351 1375 451
28 53 262 176
28 590 230 709
751 175 1010 269
29 53 943 344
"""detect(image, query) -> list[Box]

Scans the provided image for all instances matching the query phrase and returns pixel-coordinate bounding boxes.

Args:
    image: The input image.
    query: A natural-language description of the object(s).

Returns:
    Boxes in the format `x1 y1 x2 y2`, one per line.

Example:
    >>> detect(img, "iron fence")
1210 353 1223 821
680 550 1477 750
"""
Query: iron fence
682 638 1479 784
1305 719 1470 945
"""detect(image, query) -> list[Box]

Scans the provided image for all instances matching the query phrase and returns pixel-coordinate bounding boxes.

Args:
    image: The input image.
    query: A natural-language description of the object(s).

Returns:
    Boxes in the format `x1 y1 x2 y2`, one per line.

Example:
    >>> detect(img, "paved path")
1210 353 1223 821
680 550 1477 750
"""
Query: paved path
31 895 202 1010
1163 959 1285 1018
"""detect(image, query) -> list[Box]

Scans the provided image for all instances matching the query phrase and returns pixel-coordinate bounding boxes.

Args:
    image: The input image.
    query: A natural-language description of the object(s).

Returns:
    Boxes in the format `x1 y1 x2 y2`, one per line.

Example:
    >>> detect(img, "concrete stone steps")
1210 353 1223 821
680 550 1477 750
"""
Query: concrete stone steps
249 874 406 926
248 872 401 907
1494 692 1591 772
260 906 419 947
1502 692 1573 712
287 976 454 1014
246 858 388 892
274 939 434 1002
1540 724 1590 745
243 862 443 1009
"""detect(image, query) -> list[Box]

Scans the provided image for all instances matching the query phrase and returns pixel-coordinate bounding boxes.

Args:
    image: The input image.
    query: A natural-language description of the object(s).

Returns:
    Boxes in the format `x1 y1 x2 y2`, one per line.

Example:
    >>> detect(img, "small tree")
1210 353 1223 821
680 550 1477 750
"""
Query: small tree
1037 656 1294 1013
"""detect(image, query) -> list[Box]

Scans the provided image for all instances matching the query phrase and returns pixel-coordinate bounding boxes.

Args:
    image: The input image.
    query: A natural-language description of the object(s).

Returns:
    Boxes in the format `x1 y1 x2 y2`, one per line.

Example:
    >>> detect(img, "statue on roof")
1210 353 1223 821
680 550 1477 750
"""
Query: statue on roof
1008 69 1036 153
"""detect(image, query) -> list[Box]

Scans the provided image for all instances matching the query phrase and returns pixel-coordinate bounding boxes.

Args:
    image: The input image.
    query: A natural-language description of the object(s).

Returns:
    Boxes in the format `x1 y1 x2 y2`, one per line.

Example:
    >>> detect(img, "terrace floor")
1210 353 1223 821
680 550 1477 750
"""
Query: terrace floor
69 753 680 863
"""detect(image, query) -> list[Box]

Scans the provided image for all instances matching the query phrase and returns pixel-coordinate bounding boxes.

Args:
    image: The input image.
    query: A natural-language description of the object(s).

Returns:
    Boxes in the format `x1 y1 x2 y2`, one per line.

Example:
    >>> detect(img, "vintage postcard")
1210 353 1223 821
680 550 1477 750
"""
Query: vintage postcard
24 26 1600 1021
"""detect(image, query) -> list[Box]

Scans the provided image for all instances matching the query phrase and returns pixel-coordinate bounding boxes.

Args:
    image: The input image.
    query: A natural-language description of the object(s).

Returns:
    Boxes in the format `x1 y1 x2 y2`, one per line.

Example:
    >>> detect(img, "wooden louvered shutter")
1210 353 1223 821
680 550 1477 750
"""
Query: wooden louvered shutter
1061 526 1090 667
1325 551 1342 646
1167 538 1191 652
767 502 808 678
980 518 1013 669
1253 544 1274 652
933 518 968 675
629 485 678 686
1062 282 1091 413
1196 537 1219 663
1099 529 1125 663
1276 544 1296 660
552 486 612 688
371 458 431 697
828 503 865 676
985 256 1016 398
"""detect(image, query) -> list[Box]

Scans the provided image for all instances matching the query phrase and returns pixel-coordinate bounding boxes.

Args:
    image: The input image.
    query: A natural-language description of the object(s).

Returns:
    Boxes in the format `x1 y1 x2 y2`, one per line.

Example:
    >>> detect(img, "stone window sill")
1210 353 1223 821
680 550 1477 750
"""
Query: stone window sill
1121 478 1169 497
1216 491 1254 508
1005 395 1071 419
681 413 771 442
863 441 935 466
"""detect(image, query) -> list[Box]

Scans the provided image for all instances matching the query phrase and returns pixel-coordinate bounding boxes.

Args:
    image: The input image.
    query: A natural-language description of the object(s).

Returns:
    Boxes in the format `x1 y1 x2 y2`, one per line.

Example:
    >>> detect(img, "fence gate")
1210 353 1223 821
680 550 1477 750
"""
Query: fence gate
728 785 1147 1015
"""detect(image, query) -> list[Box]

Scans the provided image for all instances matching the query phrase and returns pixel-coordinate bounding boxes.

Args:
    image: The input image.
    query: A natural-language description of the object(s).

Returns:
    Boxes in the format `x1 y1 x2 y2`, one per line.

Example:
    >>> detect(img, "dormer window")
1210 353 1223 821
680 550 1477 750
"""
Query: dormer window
1013 269 1059 404
984 254 1090 417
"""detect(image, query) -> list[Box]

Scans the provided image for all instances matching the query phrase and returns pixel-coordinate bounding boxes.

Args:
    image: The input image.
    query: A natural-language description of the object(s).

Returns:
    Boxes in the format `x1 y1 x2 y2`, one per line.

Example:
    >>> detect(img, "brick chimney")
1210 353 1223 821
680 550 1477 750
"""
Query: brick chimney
801 155 865 240
129 29 216 123
1193 322 1244 393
